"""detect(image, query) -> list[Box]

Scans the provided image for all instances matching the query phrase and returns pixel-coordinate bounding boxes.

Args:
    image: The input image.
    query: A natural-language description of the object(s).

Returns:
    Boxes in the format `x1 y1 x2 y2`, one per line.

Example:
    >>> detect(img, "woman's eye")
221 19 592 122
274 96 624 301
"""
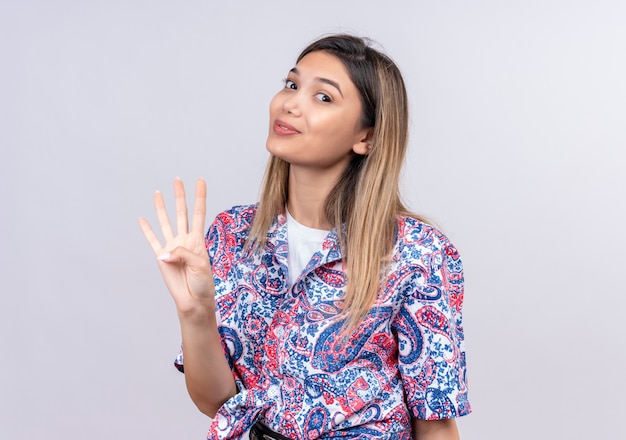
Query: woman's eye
284 79 297 89
315 93 332 103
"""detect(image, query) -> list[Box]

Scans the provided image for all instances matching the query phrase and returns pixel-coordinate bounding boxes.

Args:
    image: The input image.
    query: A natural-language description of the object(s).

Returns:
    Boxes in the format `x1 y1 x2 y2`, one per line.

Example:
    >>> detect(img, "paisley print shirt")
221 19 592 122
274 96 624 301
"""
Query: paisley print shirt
175 205 471 439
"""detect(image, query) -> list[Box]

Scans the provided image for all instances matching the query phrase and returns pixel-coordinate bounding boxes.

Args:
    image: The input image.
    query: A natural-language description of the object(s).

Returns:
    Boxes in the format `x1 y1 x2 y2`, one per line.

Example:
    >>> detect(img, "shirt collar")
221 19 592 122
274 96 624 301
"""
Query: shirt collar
267 211 344 274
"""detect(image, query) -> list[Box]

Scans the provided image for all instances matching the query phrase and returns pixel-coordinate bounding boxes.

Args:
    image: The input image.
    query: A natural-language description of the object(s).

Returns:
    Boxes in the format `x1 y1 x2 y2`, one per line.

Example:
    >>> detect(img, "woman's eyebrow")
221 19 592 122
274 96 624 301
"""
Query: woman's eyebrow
289 67 343 97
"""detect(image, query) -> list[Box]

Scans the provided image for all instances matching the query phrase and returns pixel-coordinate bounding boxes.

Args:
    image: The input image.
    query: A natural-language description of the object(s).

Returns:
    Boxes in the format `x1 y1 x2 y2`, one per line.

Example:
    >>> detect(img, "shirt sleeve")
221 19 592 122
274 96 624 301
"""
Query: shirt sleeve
174 345 184 373
391 233 471 420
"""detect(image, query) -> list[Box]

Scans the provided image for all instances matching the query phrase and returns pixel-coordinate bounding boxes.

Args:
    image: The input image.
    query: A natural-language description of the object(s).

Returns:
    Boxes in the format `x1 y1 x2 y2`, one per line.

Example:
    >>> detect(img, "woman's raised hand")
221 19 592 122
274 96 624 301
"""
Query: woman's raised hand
139 178 216 319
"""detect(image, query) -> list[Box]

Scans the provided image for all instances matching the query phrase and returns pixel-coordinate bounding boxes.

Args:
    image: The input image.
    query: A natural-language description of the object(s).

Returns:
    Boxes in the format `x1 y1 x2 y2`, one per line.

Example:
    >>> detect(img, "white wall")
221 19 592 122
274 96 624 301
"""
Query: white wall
1 1 624 438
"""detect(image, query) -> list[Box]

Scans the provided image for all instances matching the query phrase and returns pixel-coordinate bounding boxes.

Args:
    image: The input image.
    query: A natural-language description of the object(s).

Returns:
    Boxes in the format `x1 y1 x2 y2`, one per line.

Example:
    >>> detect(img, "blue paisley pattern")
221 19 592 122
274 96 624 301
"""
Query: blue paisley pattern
174 205 470 439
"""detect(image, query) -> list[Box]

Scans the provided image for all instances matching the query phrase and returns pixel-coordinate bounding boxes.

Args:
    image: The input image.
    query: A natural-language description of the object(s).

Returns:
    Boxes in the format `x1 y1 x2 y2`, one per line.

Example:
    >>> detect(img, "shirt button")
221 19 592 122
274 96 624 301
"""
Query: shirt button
267 384 279 398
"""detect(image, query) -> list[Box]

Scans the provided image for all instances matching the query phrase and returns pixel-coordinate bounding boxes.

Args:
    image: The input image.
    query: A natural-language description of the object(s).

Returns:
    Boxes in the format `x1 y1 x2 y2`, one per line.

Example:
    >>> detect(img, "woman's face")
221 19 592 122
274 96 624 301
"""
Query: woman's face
266 51 371 172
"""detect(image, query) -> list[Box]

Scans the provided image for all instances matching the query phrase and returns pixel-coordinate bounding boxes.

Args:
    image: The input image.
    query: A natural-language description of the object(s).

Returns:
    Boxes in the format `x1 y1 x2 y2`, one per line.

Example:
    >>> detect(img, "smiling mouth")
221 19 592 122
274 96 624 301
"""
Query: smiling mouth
273 120 300 135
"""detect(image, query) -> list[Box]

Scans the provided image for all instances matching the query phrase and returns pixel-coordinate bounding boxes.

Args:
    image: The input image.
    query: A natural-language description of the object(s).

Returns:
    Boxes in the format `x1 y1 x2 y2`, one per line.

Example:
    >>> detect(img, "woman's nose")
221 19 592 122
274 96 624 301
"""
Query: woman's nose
282 94 302 116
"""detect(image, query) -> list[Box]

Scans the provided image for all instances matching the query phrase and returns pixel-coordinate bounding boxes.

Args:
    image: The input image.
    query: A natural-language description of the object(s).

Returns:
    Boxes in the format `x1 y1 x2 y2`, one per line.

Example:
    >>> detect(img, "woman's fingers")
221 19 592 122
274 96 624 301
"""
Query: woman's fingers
139 217 164 255
142 178 205 256
155 190 175 242
174 178 189 235
191 178 207 236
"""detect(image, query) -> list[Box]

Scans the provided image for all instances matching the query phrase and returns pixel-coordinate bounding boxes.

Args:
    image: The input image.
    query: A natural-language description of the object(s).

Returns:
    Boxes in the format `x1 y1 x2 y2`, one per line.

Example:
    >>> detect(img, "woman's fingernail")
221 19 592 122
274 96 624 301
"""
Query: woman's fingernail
157 252 171 262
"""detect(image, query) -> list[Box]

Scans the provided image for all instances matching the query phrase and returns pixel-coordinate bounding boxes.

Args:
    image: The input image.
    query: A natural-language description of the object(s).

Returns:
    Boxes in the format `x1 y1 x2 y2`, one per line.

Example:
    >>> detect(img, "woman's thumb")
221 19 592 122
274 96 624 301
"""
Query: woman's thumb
157 247 205 267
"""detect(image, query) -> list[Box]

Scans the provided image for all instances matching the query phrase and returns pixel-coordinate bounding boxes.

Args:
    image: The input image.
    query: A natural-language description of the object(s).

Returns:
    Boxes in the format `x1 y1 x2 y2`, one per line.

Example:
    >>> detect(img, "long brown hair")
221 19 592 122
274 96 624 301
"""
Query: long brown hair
249 34 423 331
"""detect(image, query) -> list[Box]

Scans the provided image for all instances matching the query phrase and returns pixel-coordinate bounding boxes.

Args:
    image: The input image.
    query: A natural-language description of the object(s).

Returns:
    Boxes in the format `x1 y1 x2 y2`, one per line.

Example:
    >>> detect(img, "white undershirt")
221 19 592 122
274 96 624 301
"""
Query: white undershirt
286 210 330 285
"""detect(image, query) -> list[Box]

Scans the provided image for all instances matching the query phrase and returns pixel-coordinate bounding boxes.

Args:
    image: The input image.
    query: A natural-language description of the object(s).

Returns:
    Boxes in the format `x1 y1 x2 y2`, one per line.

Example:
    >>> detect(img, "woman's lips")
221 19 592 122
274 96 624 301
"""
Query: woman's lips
273 119 300 135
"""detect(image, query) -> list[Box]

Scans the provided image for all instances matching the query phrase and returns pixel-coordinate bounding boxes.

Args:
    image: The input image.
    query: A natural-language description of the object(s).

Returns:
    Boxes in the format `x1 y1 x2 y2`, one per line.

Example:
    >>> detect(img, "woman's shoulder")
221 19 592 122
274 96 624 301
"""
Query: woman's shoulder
207 203 258 238
395 214 460 258
214 203 258 224
393 215 464 291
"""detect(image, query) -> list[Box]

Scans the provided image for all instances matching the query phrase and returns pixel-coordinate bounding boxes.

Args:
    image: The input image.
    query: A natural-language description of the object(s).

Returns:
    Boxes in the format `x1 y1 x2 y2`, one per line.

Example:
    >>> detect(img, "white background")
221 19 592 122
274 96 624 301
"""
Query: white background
1 1 625 439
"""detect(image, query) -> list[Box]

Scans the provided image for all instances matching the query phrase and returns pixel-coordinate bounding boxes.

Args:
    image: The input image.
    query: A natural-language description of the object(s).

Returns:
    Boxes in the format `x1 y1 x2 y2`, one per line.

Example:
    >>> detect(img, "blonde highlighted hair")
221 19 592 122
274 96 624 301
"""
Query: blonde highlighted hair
249 34 423 331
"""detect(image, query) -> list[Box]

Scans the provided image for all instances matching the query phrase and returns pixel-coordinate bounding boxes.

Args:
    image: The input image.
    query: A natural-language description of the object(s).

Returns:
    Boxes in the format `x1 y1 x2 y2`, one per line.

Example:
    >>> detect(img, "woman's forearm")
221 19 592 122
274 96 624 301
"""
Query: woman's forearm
412 418 460 440
179 311 237 417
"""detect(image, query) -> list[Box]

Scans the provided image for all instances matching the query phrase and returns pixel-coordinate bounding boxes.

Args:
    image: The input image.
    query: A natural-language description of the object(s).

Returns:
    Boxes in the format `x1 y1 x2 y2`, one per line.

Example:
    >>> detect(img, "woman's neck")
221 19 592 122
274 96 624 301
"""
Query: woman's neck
287 165 342 230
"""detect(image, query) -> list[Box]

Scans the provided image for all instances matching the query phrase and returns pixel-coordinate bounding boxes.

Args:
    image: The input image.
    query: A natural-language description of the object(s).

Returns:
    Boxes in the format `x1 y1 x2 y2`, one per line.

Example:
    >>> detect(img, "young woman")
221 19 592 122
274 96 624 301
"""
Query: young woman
140 34 471 440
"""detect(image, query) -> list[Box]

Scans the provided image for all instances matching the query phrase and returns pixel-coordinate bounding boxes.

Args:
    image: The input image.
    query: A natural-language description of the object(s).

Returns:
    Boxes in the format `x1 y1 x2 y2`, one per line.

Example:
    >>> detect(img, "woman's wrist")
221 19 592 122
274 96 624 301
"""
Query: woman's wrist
177 301 219 328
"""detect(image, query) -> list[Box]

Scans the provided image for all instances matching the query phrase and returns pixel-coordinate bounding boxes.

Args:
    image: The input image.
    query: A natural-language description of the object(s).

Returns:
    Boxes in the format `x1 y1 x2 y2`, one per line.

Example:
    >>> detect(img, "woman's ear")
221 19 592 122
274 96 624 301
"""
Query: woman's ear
352 129 374 155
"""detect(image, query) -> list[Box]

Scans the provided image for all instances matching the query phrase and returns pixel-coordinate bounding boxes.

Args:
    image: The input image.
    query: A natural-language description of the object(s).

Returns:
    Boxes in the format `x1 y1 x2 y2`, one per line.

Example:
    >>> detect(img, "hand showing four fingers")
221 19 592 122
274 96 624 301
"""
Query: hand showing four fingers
139 178 216 320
